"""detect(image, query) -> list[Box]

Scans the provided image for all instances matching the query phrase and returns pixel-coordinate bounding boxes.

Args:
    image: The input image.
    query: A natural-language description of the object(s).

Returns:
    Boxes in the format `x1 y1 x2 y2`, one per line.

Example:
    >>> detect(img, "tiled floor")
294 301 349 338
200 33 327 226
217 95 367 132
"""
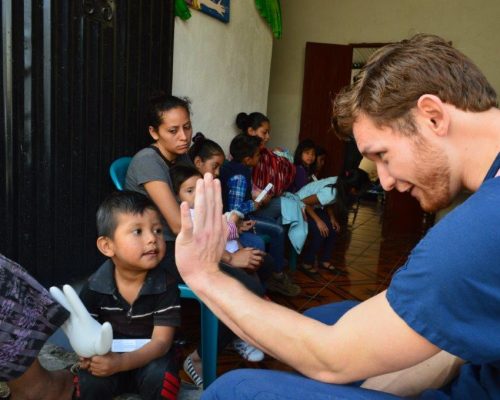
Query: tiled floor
179 197 428 383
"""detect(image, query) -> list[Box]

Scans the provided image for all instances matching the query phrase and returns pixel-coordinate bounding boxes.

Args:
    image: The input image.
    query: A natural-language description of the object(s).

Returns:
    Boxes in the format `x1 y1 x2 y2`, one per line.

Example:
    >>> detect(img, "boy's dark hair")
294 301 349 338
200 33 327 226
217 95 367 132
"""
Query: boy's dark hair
170 164 202 195
229 134 261 162
96 191 160 237
146 91 191 131
293 139 316 166
188 132 225 162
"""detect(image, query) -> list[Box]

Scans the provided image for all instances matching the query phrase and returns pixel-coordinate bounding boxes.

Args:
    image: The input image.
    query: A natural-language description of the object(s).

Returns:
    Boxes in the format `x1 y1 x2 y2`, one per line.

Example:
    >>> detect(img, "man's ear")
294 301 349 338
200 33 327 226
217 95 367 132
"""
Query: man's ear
149 126 159 141
97 236 115 257
416 94 450 137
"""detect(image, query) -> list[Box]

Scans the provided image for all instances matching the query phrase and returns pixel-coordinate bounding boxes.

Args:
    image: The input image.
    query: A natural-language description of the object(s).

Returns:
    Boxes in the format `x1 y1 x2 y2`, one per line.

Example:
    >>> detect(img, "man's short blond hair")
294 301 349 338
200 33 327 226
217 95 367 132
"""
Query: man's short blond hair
332 34 498 138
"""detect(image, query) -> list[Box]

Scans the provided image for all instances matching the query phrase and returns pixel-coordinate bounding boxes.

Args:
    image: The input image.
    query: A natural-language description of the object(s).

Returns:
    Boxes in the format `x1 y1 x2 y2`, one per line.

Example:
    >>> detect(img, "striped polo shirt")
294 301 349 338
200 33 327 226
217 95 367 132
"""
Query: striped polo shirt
79 259 180 339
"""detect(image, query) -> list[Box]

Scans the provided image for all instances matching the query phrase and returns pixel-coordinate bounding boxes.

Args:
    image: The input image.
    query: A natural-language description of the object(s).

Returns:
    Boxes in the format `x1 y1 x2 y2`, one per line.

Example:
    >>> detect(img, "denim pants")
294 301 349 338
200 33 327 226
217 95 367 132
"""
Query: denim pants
302 207 337 265
200 300 403 400
77 347 180 400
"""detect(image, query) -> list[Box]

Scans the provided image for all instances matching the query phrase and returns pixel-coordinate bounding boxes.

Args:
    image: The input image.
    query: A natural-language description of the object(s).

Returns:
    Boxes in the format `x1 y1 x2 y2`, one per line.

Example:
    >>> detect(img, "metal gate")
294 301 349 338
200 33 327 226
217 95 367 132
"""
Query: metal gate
1 0 175 285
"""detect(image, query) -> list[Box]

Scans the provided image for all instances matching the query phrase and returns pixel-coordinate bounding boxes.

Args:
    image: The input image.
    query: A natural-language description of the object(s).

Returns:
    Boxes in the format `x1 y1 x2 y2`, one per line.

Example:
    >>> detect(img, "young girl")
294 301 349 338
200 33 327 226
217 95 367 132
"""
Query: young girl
292 139 344 276
170 164 267 387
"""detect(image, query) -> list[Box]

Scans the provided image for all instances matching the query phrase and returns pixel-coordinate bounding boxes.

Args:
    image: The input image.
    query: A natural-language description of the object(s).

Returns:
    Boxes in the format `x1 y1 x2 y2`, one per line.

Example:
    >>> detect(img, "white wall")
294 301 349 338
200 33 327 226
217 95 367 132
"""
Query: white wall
268 0 500 152
173 2 273 154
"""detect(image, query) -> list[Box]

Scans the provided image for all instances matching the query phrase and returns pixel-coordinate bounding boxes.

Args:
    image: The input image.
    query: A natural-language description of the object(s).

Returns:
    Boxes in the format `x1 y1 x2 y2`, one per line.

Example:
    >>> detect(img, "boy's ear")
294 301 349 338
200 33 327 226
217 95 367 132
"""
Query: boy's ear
241 156 251 166
96 236 115 257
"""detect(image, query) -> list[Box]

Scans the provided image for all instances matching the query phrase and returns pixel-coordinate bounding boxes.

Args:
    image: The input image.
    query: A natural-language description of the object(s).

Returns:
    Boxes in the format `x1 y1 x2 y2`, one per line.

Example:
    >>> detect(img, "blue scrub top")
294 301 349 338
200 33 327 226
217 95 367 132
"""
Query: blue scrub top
387 153 500 399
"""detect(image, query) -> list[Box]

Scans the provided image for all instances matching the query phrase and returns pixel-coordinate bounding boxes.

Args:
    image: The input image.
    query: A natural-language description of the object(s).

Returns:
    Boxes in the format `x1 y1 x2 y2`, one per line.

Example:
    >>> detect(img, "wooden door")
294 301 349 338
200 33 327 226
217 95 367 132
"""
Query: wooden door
299 42 353 178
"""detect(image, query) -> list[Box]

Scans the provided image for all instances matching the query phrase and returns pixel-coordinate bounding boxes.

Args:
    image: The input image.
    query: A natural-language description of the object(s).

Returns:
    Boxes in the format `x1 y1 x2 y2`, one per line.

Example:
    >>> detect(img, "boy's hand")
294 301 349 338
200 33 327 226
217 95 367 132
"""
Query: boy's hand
176 173 227 282
230 248 264 270
239 220 256 232
87 352 122 377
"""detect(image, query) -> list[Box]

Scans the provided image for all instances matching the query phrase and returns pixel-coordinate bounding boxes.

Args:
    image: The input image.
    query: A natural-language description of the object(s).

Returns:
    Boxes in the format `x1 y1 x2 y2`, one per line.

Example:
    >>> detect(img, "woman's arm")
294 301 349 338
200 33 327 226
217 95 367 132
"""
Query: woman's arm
144 180 182 234
305 205 329 238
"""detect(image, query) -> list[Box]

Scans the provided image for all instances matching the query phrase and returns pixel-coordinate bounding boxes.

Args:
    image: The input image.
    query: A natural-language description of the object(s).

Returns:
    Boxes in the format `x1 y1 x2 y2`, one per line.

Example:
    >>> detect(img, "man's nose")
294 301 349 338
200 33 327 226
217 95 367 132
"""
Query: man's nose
377 165 395 191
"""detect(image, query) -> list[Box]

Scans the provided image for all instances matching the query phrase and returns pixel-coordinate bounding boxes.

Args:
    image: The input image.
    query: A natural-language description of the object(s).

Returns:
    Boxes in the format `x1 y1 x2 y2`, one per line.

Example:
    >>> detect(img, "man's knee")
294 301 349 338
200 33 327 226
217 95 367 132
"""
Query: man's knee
202 369 262 400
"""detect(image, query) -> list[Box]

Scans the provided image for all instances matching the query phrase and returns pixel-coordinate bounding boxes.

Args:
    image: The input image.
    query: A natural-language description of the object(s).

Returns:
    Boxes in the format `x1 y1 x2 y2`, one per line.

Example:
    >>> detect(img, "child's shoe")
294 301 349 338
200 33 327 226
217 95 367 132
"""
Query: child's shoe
266 272 301 297
230 339 264 362
183 354 203 388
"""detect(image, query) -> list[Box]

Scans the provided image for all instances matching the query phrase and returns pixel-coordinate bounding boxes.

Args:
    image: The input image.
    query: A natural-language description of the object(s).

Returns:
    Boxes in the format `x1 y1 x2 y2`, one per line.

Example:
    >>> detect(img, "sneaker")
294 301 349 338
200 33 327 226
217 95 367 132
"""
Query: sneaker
266 273 301 297
183 355 203 388
230 339 265 362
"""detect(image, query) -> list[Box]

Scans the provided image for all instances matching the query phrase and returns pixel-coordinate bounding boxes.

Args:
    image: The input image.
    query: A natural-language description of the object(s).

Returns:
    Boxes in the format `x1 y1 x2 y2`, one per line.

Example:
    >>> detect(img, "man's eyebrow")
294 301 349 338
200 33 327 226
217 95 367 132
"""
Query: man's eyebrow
359 145 372 157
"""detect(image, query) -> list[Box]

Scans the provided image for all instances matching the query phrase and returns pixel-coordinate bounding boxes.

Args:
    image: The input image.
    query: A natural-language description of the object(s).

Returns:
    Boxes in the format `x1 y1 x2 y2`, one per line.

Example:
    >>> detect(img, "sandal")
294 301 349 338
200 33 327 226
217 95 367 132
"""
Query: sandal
183 355 203 388
319 263 348 275
299 263 320 277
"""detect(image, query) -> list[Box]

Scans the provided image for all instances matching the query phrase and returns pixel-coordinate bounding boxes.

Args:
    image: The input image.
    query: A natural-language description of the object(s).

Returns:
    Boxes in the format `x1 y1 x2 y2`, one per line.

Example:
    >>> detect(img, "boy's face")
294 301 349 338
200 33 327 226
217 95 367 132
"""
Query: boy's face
101 209 166 272
243 149 261 168
178 175 200 208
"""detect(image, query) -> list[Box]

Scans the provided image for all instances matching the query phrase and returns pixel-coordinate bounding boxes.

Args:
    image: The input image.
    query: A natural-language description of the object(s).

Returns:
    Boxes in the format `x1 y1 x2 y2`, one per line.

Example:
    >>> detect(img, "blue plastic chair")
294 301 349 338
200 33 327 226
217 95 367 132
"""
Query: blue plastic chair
109 157 219 388
109 156 133 191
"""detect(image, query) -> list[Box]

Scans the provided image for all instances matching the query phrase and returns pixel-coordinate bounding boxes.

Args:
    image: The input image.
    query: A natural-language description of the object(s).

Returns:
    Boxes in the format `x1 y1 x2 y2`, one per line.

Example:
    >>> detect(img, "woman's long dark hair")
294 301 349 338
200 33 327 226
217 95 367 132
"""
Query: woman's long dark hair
331 168 371 223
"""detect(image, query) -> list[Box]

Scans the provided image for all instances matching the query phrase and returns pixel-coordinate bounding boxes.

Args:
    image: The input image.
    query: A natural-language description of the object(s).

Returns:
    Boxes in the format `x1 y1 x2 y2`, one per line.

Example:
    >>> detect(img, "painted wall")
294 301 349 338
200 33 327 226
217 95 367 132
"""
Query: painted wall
268 0 500 152
173 1 273 154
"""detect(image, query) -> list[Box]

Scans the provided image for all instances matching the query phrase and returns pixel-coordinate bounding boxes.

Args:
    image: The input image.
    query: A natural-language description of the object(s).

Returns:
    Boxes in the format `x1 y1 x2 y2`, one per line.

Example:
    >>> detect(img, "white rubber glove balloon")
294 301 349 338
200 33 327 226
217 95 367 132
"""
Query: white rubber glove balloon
49 284 113 357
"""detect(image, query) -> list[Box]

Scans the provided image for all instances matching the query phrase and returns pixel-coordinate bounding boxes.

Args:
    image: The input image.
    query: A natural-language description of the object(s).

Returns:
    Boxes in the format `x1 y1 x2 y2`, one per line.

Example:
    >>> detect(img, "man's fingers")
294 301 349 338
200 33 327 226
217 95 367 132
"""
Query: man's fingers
193 177 207 234
204 173 216 229
179 201 194 240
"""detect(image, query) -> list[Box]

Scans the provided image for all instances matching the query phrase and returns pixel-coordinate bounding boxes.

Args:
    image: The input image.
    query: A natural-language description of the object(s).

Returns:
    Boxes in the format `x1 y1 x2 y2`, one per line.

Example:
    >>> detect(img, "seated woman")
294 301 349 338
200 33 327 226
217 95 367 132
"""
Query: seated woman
125 97 266 387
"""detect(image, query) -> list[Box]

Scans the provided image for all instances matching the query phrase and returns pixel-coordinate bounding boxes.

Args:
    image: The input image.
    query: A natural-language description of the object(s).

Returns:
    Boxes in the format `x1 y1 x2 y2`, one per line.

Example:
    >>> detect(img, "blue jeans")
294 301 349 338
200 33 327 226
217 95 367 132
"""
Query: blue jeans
302 208 336 265
77 347 179 400
201 300 403 400
246 216 285 272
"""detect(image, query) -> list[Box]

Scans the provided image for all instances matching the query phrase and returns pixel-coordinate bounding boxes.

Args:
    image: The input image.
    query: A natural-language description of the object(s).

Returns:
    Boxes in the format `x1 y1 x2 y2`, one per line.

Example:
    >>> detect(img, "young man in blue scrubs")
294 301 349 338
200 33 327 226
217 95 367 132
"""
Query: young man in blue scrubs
175 34 500 399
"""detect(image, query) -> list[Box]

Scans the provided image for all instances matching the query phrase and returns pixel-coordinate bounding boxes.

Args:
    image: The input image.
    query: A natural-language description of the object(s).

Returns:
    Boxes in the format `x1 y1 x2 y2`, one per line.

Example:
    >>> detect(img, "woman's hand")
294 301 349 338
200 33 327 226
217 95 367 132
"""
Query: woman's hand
175 174 227 282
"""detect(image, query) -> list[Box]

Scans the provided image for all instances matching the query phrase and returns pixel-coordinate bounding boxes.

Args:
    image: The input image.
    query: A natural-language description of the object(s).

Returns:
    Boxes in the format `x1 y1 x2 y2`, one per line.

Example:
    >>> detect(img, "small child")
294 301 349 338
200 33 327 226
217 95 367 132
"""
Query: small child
292 139 344 276
170 163 267 387
220 134 301 297
76 191 181 400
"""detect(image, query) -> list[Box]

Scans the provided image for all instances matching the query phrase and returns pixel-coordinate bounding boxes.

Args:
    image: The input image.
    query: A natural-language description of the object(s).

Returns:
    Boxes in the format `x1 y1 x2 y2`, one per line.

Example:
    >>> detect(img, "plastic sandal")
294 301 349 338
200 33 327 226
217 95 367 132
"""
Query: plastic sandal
183 355 203 388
